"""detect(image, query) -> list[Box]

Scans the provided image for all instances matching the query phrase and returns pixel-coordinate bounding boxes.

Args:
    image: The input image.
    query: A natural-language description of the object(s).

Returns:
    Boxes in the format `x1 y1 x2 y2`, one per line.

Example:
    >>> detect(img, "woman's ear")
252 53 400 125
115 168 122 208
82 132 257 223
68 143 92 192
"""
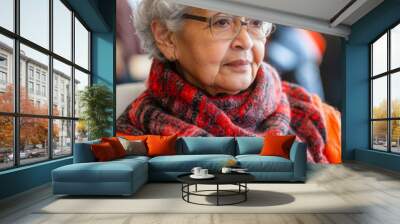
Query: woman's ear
151 20 177 61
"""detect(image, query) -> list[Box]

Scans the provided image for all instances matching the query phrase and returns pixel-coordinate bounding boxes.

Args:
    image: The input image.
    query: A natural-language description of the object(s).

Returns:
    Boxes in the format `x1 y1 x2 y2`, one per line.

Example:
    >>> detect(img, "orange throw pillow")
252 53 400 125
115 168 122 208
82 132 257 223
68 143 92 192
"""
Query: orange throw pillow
146 135 178 157
91 142 118 161
101 137 127 158
260 135 296 159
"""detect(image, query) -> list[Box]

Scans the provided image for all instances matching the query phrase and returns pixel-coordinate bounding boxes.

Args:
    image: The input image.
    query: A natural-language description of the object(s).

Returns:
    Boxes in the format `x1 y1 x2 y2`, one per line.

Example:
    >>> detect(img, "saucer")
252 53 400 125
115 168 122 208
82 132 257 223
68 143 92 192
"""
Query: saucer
190 174 215 179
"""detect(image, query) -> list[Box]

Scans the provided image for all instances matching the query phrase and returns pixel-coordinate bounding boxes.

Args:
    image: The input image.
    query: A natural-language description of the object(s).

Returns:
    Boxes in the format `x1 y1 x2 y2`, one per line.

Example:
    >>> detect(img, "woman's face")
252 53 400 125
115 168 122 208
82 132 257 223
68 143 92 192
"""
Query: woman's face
159 8 267 96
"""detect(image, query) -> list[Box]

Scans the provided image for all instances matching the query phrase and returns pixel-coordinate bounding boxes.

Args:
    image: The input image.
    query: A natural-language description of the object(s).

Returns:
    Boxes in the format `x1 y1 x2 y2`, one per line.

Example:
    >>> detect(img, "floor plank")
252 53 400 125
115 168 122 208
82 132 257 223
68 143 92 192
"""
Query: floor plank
1 162 400 224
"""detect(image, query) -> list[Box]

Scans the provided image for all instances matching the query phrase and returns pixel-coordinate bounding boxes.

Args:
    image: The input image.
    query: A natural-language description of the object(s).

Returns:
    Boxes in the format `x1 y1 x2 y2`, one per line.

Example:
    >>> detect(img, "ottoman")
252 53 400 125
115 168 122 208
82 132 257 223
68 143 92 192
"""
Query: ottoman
52 156 148 196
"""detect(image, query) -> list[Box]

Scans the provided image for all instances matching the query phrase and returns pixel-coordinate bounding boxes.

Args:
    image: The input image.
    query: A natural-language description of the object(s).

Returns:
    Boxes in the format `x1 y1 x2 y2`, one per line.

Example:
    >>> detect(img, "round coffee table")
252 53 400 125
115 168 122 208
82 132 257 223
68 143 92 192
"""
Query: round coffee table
177 172 255 206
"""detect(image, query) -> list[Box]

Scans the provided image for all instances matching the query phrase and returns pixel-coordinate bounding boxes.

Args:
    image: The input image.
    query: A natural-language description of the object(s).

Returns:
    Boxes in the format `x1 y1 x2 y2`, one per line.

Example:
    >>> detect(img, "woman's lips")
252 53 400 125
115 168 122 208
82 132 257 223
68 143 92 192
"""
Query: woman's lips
224 60 250 73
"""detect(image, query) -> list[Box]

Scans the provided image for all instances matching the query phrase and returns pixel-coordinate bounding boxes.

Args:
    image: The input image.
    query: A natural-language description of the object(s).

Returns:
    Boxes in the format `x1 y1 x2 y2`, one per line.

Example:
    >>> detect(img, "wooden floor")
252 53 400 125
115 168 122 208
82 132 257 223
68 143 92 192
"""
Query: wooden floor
1 162 400 224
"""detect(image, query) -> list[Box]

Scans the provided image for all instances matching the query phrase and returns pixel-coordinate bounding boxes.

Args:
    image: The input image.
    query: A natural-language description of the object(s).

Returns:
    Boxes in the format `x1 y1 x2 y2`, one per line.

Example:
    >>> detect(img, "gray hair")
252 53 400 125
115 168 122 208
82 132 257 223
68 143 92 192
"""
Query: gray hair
133 0 189 61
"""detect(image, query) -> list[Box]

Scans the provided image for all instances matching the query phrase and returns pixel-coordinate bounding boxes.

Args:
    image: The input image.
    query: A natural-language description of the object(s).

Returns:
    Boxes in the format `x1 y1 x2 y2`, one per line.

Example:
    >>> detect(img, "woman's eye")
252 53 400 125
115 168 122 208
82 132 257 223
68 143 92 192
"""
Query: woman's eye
249 20 263 28
213 18 233 28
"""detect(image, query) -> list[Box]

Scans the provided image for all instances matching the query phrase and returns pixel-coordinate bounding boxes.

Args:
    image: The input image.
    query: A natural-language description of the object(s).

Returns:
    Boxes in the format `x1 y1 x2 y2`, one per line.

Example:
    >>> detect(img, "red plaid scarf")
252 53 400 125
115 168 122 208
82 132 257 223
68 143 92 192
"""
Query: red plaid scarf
117 59 328 163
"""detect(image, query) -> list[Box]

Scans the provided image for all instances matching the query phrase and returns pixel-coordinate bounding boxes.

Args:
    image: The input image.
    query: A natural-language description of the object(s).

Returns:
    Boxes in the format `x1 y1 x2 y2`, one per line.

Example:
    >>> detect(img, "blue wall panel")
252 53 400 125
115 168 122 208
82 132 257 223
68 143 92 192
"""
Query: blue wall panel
0 158 72 199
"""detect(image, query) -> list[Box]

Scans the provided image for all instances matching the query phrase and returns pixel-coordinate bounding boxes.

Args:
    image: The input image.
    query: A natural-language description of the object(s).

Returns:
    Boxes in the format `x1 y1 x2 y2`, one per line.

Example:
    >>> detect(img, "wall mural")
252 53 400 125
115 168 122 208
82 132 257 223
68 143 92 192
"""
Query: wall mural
115 0 343 164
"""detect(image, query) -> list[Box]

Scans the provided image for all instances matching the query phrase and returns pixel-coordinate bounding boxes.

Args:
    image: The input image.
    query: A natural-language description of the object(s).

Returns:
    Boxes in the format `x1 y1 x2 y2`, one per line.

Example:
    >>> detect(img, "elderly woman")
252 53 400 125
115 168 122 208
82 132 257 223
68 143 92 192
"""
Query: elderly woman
117 0 341 163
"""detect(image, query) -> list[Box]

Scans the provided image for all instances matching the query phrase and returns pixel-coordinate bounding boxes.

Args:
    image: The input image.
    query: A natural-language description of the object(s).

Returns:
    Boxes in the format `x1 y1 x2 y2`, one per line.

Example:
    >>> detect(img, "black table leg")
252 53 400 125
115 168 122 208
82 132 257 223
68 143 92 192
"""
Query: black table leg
217 184 219 206
245 183 247 201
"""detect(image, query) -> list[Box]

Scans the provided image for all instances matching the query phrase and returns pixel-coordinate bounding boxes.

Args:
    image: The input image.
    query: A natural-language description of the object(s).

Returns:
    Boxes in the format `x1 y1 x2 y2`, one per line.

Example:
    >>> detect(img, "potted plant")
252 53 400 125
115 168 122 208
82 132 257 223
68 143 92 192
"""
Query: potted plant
79 84 113 140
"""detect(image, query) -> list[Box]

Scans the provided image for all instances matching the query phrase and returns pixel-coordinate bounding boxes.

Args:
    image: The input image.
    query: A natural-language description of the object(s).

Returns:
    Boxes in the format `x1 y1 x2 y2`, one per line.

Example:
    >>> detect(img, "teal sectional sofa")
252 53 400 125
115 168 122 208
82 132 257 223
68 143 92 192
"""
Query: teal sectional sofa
52 137 307 196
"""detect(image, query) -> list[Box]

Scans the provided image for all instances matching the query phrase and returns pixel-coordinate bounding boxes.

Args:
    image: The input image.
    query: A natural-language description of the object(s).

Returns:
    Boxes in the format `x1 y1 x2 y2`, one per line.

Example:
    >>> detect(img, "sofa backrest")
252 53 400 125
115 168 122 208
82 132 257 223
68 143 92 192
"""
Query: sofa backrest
176 137 236 155
235 137 264 155
73 139 100 163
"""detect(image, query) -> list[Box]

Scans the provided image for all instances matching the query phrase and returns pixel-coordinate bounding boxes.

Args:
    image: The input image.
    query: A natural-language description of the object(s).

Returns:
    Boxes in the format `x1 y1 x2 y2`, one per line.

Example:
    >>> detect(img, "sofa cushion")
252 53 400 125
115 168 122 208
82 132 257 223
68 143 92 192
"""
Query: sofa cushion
148 154 235 172
236 155 293 172
235 137 263 155
177 137 236 155
52 158 147 183
73 139 101 163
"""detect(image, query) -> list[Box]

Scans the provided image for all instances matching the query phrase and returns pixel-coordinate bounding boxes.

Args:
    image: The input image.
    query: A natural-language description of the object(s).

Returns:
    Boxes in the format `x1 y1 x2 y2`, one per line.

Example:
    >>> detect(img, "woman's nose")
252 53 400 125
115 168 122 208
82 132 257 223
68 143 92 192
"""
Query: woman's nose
230 27 254 50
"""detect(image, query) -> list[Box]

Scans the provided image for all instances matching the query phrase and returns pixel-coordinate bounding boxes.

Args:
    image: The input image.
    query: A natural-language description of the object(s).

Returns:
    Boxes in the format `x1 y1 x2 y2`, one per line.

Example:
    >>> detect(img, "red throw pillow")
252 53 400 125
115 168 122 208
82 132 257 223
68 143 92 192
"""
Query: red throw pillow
91 142 118 161
101 137 127 158
260 135 296 159
146 134 178 157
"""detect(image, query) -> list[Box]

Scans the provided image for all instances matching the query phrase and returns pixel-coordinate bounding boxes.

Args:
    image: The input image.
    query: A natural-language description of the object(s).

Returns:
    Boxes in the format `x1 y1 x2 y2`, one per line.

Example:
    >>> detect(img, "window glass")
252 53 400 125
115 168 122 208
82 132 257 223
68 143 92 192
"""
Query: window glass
372 121 388 151
0 0 14 31
19 117 49 165
53 0 72 60
0 116 13 170
391 72 400 118
74 69 89 118
20 44 49 115
391 24 400 70
372 76 387 119
75 120 88 143
0 35 14 113
391 120 400 153
53 119 72 158
53 59 72 117
74 18 89 70
372 33 387 76
20 0 49 49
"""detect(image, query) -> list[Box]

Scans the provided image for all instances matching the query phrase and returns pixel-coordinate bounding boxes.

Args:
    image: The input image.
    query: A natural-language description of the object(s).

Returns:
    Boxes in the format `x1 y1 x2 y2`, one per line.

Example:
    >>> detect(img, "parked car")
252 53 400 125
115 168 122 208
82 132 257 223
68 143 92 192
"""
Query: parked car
7 150 32 161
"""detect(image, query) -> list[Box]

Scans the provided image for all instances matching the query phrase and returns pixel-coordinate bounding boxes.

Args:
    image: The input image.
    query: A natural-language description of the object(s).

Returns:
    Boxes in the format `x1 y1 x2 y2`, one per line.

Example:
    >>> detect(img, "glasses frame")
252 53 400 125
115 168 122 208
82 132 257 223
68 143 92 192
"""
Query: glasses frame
181 13 274 40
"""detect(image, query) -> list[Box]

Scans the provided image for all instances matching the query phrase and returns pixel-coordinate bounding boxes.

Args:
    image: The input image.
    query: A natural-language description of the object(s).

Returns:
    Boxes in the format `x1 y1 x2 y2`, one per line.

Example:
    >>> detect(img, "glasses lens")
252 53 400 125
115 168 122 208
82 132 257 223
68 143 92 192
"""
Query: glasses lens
210 15 236 39
247 19 273 38
210 14 273 40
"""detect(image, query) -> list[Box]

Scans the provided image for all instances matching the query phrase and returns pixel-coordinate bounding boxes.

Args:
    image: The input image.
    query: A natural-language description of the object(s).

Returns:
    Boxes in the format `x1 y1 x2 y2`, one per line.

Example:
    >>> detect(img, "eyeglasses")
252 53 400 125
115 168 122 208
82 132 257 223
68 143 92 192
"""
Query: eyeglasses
182 13 275 40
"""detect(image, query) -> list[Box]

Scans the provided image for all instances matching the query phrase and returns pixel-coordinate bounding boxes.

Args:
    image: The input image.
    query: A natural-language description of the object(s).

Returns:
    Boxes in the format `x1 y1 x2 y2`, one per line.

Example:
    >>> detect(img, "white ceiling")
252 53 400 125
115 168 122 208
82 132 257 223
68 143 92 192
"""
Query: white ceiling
173 0 384 38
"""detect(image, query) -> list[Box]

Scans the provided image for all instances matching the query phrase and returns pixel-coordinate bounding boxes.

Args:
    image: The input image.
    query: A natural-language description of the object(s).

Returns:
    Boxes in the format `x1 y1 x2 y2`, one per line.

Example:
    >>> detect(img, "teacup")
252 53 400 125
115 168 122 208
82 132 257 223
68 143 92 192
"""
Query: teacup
191 167 202 176
199 168 208 176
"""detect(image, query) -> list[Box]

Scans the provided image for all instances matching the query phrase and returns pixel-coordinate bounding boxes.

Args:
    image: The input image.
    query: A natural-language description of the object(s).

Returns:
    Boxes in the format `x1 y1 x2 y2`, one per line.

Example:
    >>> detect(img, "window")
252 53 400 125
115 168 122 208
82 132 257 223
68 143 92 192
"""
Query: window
0 35 14 113
0 0 91 170
42 85 46 97
75 17 90 70
35 70 41 81
28 81 34 94
20 0 49 49
0 55 7 67
28 67 34 80
371 23 400 154
35 83 40 95
0 71 6 85
0 0 14 32
0 54 7 87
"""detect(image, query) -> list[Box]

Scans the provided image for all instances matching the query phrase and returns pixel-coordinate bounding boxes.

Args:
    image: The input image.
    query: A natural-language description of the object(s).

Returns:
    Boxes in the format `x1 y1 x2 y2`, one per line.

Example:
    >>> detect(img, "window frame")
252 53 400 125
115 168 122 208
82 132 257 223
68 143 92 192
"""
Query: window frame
370 20 400 154
0 0 92 171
